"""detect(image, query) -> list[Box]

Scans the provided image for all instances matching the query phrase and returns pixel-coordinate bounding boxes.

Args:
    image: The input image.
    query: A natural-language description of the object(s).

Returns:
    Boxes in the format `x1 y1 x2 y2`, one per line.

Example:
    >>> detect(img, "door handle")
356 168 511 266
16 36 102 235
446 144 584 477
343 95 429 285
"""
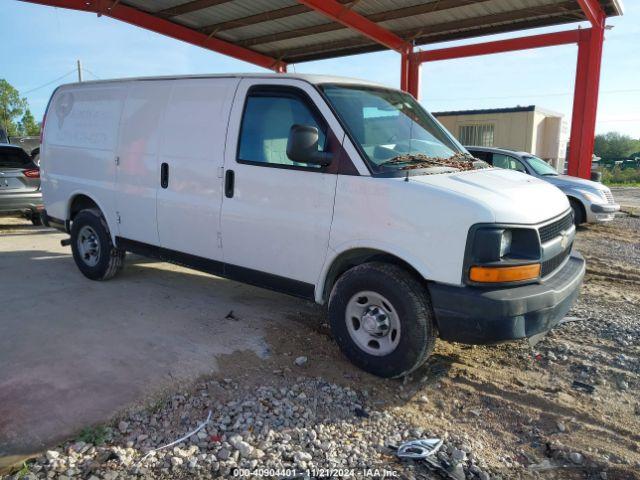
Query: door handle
225 169 235 198
160 162 169 188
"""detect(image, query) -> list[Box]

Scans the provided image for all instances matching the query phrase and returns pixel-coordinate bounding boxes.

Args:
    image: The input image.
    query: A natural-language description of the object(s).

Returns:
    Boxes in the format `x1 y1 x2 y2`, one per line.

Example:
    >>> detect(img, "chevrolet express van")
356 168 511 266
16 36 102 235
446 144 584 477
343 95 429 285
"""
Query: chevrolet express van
41 74 585 378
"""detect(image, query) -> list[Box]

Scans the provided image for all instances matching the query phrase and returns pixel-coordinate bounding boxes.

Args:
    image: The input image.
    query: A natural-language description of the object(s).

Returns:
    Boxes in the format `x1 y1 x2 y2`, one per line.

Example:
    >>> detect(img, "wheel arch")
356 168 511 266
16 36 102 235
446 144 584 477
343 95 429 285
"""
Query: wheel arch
317 247 430 304
567 195 586 224
66 192 116 241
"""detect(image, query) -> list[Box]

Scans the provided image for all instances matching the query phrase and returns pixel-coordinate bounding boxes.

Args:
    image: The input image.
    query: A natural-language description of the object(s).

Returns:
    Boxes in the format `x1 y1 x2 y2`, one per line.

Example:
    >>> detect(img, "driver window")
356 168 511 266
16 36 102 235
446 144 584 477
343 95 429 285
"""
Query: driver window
493 153 526 173
238 94 326 168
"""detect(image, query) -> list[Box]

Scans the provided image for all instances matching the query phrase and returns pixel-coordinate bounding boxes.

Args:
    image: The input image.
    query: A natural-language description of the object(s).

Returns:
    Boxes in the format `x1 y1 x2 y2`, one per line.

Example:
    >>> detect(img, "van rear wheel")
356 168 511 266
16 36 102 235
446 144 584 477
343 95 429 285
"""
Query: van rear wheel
328 262 435 378
70 209 125 280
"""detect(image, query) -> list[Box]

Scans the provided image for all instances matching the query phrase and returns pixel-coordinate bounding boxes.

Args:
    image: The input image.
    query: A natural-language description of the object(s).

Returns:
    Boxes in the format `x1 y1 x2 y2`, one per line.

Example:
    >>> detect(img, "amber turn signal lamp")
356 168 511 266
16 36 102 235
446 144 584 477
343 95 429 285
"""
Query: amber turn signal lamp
469 263 541 283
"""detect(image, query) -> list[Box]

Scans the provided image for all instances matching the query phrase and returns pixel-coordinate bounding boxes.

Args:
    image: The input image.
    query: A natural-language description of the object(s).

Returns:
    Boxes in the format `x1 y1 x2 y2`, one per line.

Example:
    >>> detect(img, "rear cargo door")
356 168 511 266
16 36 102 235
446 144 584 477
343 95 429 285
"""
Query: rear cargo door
115 81 172 246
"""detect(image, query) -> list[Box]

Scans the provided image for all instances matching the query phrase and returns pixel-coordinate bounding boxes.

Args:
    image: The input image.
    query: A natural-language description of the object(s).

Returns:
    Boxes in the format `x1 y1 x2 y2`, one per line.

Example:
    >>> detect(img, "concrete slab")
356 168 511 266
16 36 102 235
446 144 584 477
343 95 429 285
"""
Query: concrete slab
0 219 317 462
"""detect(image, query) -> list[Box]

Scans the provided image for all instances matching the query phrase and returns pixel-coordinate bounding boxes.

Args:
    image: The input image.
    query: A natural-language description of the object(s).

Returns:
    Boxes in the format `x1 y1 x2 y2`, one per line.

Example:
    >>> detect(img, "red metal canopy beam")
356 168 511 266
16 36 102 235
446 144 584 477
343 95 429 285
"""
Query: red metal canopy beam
18 0 286 72
296 0 410 53
577 0 604 26
414 29 582 63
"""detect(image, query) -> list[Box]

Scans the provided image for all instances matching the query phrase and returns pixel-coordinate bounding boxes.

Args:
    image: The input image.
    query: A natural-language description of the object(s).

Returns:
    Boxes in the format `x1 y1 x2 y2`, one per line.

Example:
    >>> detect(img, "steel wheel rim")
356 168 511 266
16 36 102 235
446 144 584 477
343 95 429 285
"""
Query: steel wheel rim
77 225 101 267
345 290 401 356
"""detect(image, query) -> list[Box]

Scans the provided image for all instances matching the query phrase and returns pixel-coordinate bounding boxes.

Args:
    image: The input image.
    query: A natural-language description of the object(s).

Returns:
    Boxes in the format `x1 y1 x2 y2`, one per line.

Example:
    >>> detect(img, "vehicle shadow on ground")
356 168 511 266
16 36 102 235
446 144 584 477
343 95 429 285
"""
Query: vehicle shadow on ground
115 255 458 420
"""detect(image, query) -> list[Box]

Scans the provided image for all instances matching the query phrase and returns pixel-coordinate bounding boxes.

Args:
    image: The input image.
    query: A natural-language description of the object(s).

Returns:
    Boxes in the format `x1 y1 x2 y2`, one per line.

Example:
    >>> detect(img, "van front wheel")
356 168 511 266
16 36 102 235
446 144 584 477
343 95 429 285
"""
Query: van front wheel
70 209 125 280
328 262 435 378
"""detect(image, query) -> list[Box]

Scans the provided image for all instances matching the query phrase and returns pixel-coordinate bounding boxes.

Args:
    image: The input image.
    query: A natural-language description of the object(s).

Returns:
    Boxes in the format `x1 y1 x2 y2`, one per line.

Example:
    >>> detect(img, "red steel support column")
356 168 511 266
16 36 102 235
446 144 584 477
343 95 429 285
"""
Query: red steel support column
408 54 420 99
567 22 605 178
400 50 420 99
400 52 410 92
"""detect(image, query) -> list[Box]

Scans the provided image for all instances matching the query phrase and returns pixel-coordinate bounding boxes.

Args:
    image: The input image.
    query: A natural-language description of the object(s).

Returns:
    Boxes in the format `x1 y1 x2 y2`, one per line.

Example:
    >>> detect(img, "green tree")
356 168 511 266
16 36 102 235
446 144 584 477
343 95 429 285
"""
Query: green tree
19 108 40 136
594 131 640 159
0 79 28 137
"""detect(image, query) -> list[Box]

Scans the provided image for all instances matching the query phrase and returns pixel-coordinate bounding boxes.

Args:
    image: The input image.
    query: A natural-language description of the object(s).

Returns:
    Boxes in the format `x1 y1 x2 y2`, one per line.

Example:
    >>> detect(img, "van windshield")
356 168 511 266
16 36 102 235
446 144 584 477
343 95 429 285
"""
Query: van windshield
321 84 482 175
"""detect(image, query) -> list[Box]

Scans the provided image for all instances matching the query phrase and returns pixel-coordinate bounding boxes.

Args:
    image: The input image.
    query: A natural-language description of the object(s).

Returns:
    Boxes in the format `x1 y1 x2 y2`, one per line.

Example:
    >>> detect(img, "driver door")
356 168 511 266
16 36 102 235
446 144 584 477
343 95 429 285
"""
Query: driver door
220 80 343 296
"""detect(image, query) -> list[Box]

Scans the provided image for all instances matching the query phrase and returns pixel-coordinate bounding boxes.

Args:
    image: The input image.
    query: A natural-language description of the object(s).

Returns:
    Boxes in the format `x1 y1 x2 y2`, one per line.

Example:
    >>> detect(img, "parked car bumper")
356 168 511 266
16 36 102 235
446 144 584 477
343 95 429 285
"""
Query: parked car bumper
0 191 43 214
587 202 620 223
428 252 585 344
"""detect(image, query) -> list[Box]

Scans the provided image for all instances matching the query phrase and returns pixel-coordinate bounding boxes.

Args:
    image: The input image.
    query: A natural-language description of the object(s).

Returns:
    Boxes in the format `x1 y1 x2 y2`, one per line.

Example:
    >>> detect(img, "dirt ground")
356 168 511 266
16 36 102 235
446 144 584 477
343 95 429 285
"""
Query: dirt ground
236 212 640 479
1 188 639 479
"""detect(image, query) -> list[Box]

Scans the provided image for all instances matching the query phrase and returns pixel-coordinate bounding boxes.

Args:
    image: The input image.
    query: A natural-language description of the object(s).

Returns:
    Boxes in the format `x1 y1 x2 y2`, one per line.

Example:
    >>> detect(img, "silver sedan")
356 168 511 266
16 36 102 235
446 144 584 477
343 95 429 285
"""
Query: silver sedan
0 143 43 225
466 146 620 226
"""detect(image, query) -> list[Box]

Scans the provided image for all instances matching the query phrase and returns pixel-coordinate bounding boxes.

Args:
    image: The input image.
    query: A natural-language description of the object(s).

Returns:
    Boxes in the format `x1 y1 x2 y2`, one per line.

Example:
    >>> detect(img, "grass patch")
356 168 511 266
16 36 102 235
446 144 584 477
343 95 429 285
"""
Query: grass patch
147 397 166 414
15 463 29 479
76 425 109 445
602 166 640 186
604 182 640 187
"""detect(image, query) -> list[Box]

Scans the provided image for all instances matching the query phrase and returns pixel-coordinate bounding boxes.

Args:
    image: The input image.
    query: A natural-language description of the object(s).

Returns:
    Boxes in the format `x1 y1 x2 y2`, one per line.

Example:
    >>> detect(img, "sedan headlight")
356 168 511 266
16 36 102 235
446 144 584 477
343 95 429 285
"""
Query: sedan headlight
579 189 606 204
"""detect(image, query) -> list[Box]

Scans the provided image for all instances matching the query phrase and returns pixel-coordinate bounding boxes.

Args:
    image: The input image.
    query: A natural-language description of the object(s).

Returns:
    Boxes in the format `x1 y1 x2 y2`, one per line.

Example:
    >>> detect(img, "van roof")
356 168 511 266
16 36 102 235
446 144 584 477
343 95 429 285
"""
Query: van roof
56 73 391 90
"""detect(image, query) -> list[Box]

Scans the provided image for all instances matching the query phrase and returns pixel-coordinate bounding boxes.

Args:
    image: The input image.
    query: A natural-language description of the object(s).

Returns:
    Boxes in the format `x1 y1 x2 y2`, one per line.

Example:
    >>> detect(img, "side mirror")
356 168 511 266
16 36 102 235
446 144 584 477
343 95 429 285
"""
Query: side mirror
286 124 333 166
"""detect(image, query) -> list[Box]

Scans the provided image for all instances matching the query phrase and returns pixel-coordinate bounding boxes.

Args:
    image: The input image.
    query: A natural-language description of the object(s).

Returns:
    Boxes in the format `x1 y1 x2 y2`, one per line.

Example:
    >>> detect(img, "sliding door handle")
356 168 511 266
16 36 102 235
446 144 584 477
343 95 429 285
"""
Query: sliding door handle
160 162 169 189
225 169 235 198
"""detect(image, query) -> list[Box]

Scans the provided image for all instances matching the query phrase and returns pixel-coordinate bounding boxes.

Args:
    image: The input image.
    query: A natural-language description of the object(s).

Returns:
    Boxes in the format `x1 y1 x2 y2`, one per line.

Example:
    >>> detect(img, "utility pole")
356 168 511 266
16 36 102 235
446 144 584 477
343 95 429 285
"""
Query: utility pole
77 59 83 82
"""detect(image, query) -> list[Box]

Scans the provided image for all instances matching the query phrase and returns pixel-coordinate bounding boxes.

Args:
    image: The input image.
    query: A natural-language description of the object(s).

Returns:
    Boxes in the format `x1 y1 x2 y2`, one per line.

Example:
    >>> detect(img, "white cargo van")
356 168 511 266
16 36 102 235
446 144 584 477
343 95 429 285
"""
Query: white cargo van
41 74 585 378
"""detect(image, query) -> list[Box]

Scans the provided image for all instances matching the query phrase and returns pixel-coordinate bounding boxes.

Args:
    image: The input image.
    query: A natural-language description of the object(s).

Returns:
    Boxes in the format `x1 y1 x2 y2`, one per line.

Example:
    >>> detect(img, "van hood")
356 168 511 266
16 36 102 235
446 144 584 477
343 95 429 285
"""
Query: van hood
408 168 569 224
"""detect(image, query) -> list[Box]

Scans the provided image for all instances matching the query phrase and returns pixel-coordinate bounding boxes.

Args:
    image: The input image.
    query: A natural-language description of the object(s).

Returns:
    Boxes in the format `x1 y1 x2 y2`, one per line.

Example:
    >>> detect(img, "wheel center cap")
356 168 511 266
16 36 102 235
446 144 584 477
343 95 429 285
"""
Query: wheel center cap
361 306 389 336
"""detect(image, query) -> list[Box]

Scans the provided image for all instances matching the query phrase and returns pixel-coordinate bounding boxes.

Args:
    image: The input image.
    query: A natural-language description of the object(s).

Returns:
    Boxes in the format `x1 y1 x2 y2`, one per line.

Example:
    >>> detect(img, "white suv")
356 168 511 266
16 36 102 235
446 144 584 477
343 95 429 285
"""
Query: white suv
41 74 585 378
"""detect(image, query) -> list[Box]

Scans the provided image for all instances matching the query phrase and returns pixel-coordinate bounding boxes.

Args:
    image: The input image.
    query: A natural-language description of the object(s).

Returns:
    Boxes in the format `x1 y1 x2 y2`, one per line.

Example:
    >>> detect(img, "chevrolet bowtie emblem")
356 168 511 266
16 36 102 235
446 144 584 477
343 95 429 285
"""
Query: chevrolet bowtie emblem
560 231 570 249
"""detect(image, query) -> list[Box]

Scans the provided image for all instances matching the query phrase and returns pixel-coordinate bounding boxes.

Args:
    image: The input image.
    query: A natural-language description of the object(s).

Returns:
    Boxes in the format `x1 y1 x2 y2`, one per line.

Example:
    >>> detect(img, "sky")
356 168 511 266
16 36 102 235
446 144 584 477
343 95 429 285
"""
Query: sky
1 1 639 137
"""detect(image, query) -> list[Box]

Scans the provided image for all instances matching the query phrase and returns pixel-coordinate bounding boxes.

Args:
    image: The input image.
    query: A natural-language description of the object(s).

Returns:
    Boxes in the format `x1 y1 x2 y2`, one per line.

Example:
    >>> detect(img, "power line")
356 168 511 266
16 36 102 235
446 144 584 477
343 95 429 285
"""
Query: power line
81 68 101 79
19 65 101 97
21 69 77 95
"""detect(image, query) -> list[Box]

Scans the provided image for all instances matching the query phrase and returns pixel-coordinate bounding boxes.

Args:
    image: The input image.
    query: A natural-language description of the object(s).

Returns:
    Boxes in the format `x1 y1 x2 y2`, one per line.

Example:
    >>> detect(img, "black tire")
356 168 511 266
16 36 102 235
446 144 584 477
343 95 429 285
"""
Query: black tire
328 262 436 378
30 212 43 226
570 198 585 226
70 208 125 280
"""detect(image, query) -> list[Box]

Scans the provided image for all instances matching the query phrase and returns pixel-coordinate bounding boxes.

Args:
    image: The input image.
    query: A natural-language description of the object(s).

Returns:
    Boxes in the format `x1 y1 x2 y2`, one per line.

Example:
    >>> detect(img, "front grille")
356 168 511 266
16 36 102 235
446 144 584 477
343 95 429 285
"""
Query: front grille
604 190 615 204
539 213 573 243
541 244 572 277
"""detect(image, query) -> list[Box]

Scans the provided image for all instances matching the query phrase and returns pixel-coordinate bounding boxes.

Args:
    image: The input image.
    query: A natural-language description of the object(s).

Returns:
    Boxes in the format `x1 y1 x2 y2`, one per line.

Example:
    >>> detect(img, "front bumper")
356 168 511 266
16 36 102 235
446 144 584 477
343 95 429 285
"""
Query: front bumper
591 203 620 214
428 252 585 344
0 192 43 214
586 202 620 223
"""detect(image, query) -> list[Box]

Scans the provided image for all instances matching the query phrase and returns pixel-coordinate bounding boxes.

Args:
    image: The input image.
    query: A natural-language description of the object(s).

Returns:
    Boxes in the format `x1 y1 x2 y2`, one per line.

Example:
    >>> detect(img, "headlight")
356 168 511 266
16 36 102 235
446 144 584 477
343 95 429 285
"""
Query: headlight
579 189 606 204
470 227 538 263
466 226 541 284
499 230 512 257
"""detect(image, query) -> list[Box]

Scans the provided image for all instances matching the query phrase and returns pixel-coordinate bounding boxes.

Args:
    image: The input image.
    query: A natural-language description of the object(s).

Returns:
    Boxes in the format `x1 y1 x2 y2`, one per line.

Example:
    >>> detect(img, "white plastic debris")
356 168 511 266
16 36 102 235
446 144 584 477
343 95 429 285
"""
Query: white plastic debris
137 410 212 465
396 438 443 459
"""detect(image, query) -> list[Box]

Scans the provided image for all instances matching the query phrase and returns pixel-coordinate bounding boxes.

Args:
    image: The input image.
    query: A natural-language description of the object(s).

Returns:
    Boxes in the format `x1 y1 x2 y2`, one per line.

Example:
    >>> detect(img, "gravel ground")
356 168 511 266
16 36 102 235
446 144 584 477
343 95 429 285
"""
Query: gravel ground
3 193 639 480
